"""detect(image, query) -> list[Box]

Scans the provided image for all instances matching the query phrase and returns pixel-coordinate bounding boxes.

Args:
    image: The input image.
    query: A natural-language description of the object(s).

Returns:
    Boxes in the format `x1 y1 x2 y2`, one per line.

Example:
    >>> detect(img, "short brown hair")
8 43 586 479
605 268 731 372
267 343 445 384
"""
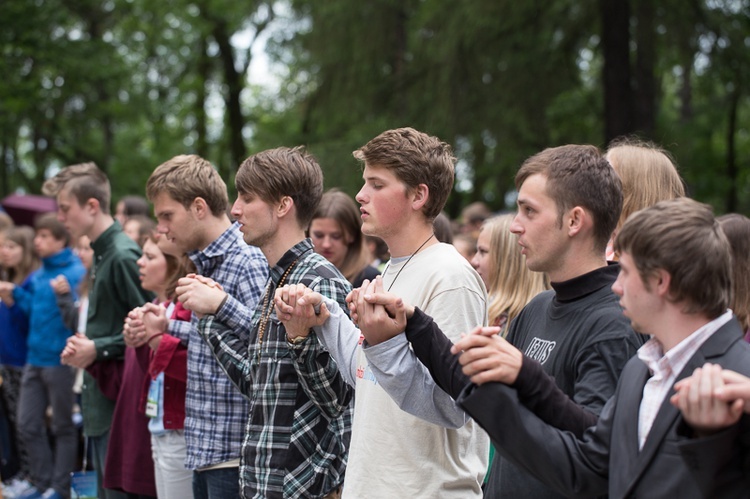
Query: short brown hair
146 155 228 217
606 138 685 232
718 214 750 330
615 198 731 319
353 128 456 221
236 146 323 228
42 162 111 214
515 145 622 253
35 212 71 246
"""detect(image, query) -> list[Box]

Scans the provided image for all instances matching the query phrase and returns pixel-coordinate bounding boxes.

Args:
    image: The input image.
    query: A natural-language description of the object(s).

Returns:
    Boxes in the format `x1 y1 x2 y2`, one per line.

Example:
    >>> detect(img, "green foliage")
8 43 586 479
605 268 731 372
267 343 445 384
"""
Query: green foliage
1 0 749 218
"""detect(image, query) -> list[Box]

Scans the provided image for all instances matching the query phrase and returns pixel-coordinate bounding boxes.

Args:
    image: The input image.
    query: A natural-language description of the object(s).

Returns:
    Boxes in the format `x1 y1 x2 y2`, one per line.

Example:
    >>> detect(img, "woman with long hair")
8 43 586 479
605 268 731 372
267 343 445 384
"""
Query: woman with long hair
605 139 685 260
471 215 549 334
0 226 39 493
309 189 379 287
718 214 750 341
121 231 194 499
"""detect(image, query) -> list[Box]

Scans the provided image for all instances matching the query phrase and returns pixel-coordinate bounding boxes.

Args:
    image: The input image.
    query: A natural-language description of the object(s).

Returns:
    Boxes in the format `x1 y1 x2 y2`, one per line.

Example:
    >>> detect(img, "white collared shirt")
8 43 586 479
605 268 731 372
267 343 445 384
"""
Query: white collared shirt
636 309 733 449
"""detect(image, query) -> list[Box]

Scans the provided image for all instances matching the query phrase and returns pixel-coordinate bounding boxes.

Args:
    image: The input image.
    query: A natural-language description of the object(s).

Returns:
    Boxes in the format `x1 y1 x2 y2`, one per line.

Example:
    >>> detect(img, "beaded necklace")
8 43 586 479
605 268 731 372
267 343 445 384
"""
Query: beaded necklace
256 258 299 360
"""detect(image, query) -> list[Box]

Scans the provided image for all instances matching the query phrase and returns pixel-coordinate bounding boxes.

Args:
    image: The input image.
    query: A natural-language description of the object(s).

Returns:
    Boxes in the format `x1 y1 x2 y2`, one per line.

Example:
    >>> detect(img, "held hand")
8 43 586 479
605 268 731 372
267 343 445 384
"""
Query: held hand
50 275 71 295
141 302 169 349
60 333 97 369
715 370 750 414
450 327 518 385
175 275 227 316
671 363 744 437
346 285 363 325
0 281 15 302
361 275 415 319
274 284 329 340
356 277 407 346
141 302 169 334
124 307 148 348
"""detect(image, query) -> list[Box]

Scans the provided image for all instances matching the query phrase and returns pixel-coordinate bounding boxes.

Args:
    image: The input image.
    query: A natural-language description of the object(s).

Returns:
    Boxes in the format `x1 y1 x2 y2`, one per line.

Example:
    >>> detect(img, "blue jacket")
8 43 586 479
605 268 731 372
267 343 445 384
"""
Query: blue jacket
0 276 31 367
12 247 85 366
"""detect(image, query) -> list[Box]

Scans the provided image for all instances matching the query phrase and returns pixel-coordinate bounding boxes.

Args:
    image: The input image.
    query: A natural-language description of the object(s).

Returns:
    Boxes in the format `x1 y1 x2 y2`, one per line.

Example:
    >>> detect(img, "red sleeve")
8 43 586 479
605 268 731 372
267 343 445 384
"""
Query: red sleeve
149 334 188 382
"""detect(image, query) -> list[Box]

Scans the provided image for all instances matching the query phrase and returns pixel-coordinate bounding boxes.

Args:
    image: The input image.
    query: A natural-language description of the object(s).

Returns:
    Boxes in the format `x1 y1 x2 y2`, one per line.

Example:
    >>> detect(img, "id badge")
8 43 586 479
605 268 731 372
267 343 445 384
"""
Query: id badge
146 376 161 418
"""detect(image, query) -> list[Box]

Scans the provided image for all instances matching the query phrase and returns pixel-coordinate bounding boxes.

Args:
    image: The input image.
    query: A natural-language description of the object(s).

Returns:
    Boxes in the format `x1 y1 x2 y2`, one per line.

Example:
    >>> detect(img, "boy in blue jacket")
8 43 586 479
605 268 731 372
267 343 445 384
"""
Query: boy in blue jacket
0 213 85 499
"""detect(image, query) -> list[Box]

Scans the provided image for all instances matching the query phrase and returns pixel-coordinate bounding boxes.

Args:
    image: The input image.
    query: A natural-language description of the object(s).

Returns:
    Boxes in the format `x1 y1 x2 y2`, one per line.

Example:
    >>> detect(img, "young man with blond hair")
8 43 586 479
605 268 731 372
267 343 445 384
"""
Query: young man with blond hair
43 163 153 499
277 128 490 497
144 154 267 499
180 147 352 498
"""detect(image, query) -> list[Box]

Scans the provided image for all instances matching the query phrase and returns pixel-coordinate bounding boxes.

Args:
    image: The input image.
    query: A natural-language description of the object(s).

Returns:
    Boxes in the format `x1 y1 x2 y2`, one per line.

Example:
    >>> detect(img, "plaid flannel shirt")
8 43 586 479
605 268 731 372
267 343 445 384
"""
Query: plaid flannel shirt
182 222 268 470
200 239 354 498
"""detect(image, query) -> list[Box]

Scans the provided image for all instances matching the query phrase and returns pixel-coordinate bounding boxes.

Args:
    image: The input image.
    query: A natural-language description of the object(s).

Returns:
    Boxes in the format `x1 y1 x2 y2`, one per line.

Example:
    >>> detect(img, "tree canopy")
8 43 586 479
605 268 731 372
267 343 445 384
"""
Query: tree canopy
1 0 749 215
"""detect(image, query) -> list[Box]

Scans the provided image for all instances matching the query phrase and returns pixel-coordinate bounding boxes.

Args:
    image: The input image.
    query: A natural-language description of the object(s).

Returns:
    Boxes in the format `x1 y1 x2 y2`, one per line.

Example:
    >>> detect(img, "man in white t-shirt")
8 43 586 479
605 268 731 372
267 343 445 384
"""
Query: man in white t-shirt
276 127 489 498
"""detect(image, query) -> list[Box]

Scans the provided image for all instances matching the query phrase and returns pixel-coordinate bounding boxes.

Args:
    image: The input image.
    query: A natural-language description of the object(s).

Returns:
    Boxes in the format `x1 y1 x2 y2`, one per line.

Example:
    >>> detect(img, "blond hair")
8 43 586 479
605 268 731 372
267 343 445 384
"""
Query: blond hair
482 215 549 333
146 155 228 217
42 162 111 214
606 140 685 232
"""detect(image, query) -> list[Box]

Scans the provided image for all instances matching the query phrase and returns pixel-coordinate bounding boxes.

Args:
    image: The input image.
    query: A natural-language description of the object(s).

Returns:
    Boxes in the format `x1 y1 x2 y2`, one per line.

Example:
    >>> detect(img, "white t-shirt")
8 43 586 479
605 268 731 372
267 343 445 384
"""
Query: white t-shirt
343 243 489 498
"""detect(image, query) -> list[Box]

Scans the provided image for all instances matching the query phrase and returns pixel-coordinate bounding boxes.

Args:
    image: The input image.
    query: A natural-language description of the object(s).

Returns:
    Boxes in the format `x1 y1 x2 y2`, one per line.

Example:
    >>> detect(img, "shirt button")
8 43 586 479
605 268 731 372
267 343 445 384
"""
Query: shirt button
103 351 109 357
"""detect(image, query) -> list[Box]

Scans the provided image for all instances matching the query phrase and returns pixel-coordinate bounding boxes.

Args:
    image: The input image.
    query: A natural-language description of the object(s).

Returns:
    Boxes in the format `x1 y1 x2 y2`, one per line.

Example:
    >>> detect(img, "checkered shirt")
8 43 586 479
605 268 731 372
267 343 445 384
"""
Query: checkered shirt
200 239 354 498
182 222 268 469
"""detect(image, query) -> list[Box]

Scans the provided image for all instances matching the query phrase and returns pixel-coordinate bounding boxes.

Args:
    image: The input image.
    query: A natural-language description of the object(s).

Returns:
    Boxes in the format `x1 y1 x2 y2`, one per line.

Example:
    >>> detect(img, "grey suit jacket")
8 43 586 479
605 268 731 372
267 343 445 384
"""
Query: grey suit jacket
460 318 750 499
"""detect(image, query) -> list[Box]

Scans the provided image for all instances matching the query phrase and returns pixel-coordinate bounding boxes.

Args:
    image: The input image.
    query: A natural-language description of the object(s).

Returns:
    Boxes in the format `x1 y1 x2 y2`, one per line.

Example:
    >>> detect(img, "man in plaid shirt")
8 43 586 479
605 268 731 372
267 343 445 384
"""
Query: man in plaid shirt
146 155 268 499
180 147 353 498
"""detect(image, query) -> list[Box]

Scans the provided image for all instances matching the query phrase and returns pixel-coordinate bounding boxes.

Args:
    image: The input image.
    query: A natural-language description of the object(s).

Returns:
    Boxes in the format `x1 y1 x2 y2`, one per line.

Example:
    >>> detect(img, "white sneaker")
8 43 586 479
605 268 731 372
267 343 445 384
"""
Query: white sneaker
2 478 35 499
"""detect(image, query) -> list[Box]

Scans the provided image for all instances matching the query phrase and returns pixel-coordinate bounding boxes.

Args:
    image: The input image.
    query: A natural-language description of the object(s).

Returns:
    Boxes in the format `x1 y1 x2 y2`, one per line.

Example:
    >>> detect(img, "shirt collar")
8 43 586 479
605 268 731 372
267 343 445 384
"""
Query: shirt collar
550 262 619 303
269 238 314 282
90 221 122 255
188 222 242 274
637 309 733 377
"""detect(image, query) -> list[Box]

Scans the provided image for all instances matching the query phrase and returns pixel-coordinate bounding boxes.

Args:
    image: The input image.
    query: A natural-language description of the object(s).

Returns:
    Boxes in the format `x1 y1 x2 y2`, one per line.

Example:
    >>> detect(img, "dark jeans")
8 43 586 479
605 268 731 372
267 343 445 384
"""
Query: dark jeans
90 431 128 499
192 467 240 499
17 365 77 497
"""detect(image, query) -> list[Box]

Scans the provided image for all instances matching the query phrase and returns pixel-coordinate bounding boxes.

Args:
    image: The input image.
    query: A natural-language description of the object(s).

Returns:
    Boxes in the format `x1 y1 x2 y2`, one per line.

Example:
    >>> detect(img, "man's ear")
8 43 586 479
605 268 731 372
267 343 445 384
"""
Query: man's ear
85 198 100 214
566 206 589 237
191 197 209 219
411 184 429 212
277 195 294 218
652 269 672 298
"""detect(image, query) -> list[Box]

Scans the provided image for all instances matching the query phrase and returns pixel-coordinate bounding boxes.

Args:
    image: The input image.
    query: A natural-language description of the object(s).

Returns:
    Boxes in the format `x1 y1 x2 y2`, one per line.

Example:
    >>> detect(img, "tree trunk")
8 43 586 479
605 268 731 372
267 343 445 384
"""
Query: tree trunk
212 20 246 175
195 37 210 159
599 0 634 144
633 0 656 138
725 87 739 213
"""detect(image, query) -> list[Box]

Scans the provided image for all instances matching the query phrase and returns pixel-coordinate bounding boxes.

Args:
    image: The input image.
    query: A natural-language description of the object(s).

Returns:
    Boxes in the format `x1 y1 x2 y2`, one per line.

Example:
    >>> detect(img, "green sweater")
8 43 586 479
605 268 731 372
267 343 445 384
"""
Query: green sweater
82 221 154 437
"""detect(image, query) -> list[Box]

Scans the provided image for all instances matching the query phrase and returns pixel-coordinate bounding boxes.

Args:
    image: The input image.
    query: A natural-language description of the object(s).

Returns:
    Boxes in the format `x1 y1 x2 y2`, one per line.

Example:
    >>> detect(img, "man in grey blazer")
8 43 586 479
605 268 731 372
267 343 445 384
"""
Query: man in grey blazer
455 197 750 498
